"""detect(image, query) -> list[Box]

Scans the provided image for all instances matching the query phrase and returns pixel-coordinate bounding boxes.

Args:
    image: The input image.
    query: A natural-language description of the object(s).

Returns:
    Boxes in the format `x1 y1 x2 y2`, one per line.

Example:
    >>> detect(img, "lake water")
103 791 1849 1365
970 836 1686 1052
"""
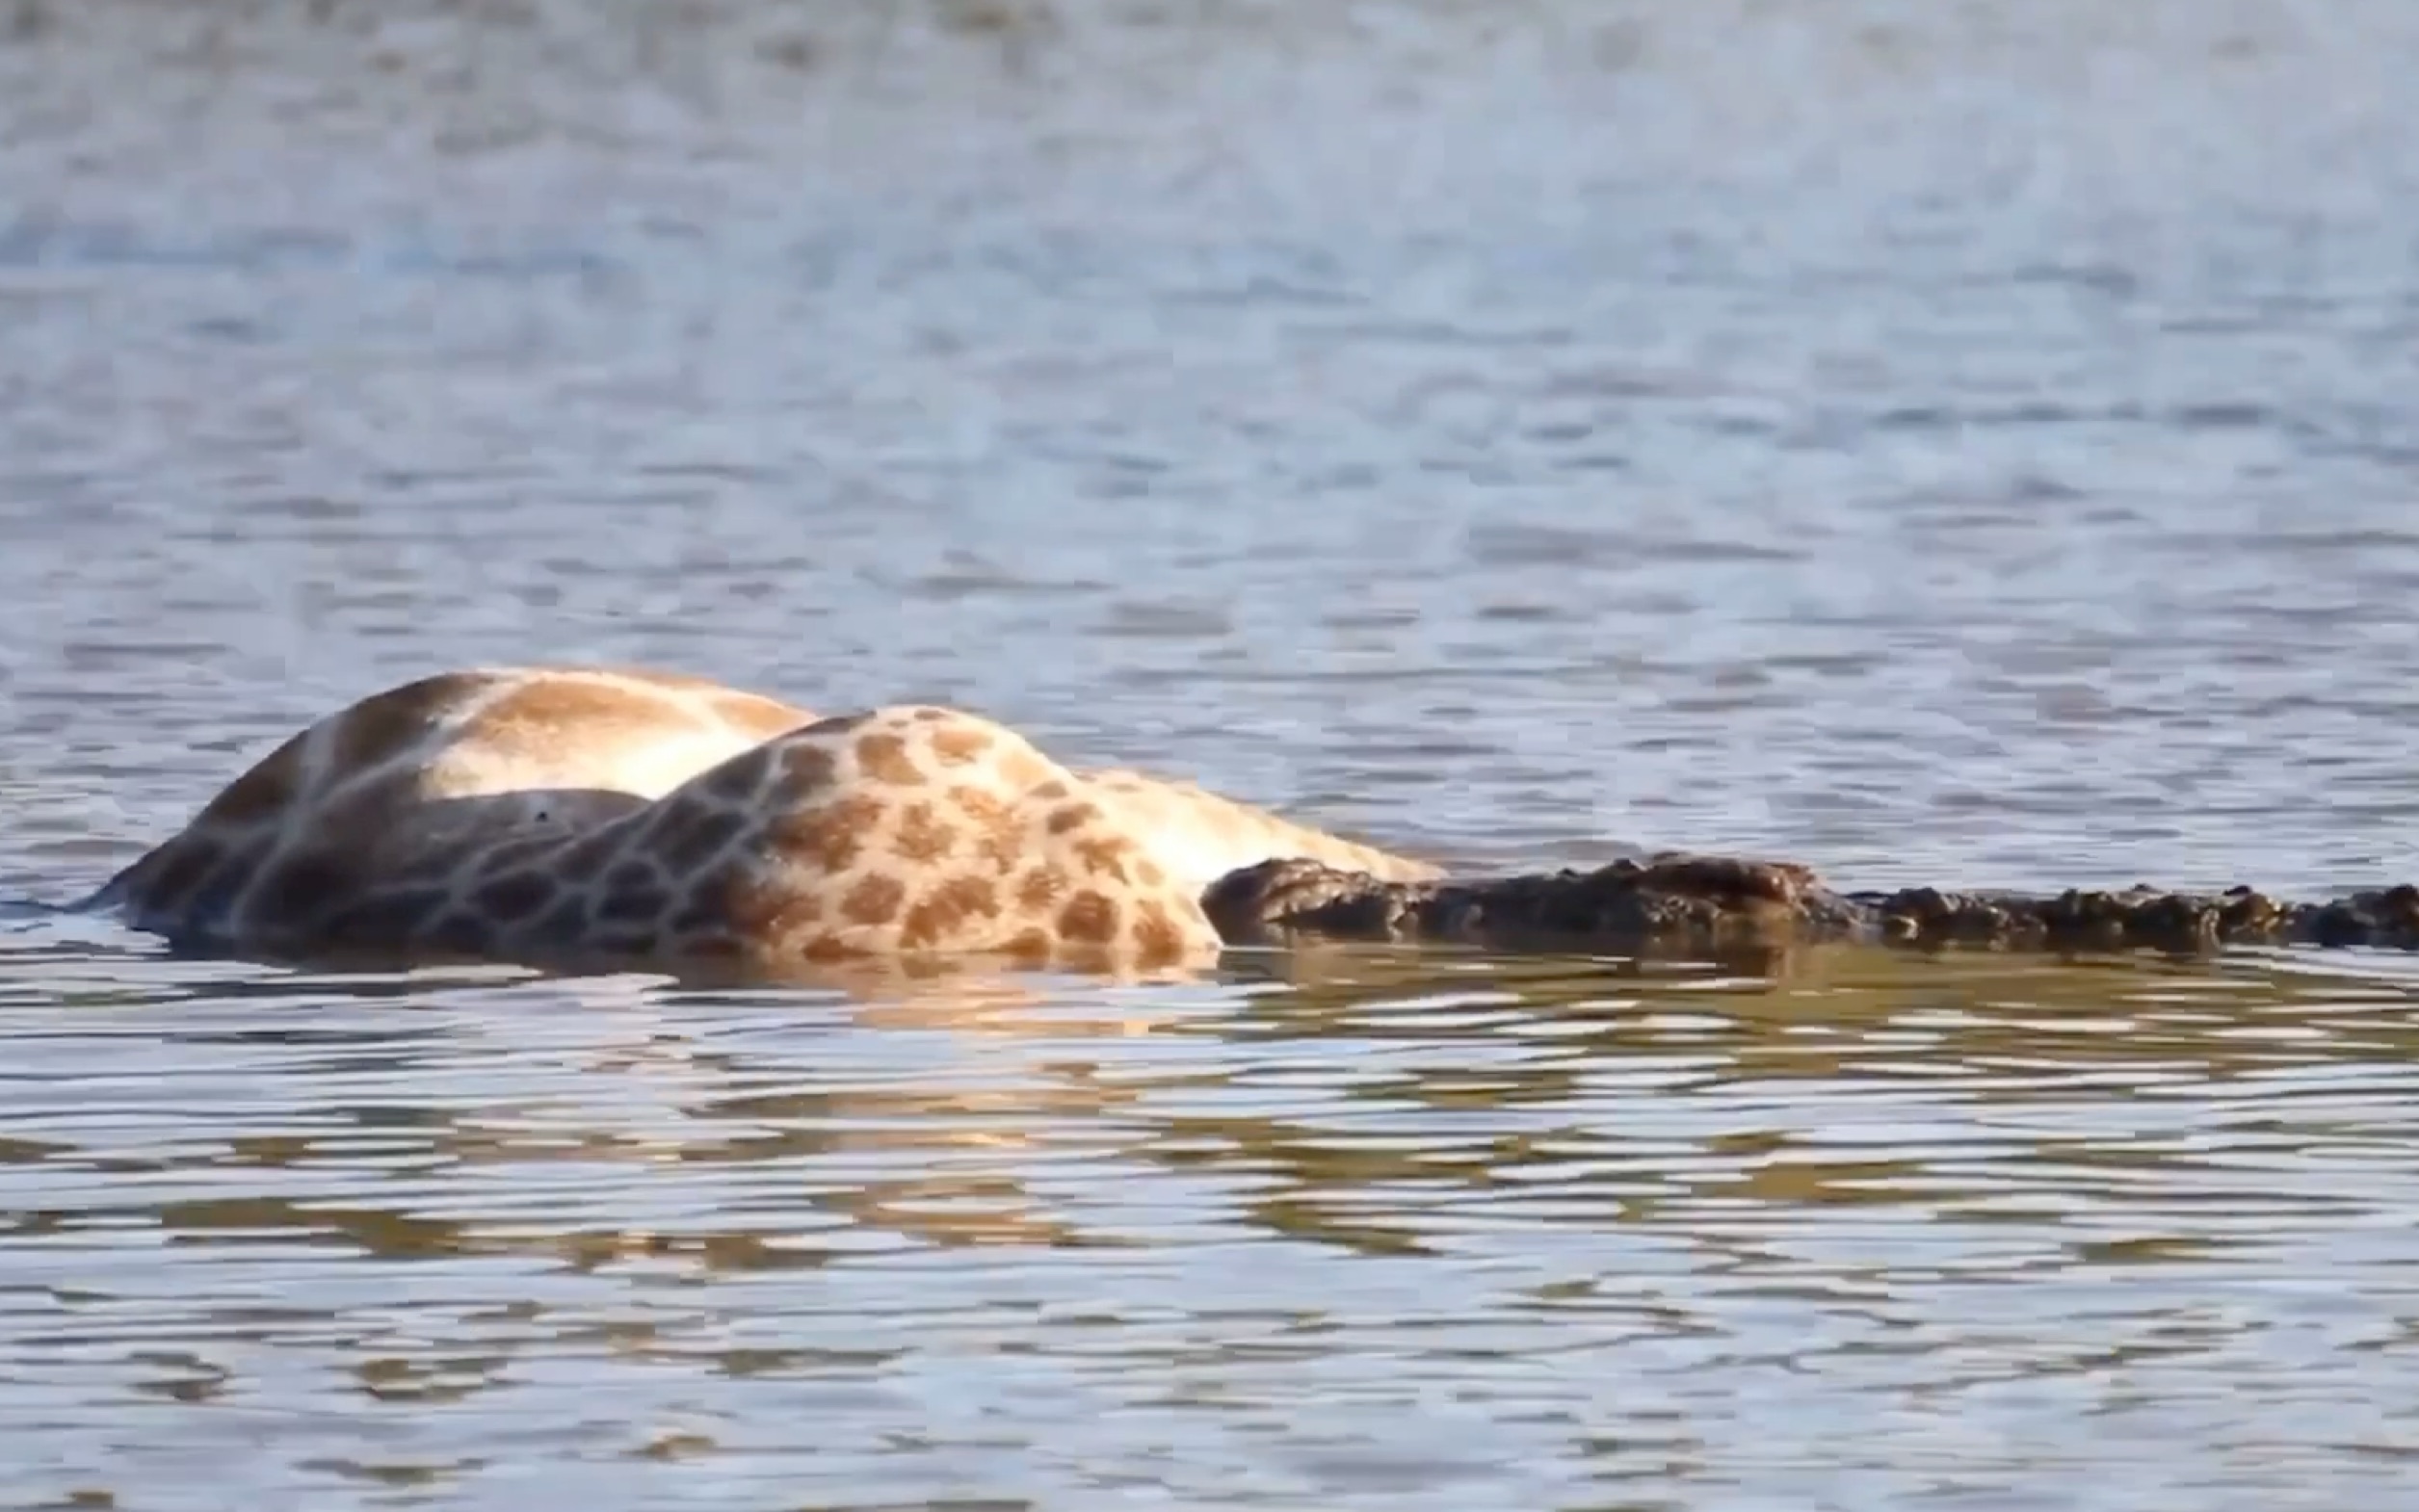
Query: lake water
6 1 2419 1506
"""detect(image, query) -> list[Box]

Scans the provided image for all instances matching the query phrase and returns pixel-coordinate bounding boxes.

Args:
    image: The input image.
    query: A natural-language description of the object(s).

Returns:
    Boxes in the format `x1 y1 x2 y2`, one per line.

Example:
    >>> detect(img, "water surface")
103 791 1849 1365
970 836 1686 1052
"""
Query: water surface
6 3 2419 1506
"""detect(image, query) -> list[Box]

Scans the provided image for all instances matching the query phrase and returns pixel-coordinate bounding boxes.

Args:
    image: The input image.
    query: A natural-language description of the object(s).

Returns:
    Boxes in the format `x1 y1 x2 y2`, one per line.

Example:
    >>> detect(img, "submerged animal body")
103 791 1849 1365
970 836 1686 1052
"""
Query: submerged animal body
92 666 1443 977
98 666 2419 984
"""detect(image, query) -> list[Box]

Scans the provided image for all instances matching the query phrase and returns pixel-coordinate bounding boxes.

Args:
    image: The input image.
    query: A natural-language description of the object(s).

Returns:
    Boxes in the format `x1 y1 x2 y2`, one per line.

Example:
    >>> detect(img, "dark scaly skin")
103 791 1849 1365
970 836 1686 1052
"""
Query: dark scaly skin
1202 853 2419 957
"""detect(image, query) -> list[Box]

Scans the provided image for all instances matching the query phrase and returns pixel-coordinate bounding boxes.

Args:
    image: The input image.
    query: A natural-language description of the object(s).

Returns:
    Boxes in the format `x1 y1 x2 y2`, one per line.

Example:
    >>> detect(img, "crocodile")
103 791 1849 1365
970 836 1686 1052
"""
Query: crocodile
1204 852 2419 959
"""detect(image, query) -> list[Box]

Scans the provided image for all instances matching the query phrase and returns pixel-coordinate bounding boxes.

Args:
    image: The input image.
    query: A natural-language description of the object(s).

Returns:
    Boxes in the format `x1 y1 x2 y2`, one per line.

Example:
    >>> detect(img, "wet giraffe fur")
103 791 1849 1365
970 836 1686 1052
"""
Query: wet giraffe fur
91 666 1442 977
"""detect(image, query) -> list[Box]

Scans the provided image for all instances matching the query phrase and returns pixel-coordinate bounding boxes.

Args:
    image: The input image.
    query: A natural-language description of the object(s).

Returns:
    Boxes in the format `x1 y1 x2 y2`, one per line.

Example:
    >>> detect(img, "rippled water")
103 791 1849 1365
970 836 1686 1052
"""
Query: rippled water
7 1 2419 1506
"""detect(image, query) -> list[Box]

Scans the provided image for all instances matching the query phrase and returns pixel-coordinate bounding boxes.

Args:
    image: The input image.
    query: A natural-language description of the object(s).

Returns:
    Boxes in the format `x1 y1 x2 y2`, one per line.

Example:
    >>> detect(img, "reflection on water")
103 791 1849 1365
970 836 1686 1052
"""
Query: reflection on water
9 930 2419 1508
8 0 2419 1506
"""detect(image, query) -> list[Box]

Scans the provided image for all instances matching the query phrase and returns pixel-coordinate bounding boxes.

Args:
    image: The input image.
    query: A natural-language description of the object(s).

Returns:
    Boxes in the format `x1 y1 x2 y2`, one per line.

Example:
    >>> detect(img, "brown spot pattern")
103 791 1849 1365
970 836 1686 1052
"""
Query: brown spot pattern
799 933 865 963
772 741 837 797
1003 925 1055 964
1045 801 1099 836
854 730 927 787
840 873 907 927
1058 889 1120 945
946 786 1025 870
725 875 826 939
891 801 959 865
1130 899 1192 969
1072 834 1131 882
770 795 885 873
103 667 1294 978
899 875 1001 951
1015 867 1068 913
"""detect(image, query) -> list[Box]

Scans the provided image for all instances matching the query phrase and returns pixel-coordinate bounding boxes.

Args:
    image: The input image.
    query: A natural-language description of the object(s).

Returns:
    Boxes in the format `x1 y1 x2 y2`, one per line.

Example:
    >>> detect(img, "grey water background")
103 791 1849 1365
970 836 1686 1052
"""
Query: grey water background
7 1 2419 1506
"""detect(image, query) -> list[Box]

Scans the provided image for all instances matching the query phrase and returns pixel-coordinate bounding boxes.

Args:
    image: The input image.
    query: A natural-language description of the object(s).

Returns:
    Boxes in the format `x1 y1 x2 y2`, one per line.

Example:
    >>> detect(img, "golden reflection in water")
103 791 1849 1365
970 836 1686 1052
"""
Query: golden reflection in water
6 939 2419 1509
426 961 1183 1263
14 942 2418 1283
1200 941 2419 1253
0 960 1176 1277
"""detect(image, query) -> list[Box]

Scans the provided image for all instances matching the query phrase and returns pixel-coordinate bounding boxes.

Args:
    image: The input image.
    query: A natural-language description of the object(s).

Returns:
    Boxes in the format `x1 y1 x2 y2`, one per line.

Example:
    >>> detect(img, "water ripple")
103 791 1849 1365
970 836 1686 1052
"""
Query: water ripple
9 0 2419 1505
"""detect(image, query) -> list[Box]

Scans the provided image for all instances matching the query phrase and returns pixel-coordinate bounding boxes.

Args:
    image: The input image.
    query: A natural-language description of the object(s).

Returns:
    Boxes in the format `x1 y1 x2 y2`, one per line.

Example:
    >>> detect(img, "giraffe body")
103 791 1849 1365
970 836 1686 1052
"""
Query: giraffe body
93 666 1440 978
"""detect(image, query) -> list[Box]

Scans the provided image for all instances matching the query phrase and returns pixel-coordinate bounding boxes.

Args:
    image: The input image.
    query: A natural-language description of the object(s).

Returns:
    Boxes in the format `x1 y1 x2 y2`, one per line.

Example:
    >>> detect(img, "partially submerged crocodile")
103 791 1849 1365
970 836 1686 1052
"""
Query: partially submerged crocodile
1205 852 2419 958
